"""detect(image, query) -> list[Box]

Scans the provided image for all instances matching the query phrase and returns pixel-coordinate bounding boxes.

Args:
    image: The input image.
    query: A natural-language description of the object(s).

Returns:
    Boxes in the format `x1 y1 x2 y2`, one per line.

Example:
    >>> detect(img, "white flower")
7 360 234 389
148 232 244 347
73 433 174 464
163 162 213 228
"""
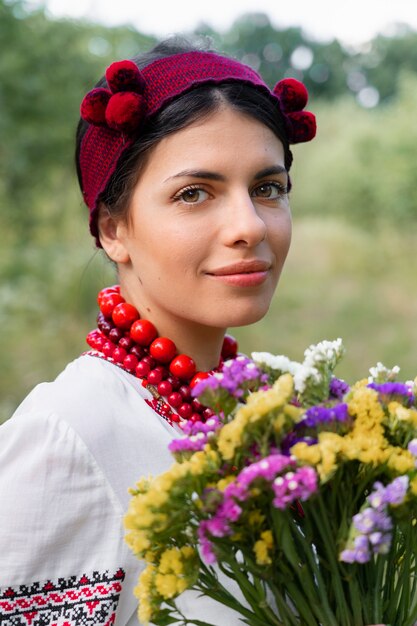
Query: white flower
251 352 299 375
293 364 320 393
303 338 344 368
368 361 400 383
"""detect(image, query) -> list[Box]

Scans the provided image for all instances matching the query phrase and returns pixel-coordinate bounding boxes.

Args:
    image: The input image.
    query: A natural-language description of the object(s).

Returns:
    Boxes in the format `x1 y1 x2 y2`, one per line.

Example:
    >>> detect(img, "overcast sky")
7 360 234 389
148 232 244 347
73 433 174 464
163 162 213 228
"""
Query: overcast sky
29 0 417 46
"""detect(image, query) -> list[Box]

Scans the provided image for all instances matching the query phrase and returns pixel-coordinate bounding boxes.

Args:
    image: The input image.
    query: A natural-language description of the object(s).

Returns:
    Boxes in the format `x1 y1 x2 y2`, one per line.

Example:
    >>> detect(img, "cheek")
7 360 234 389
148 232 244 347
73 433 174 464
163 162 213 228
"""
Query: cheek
269 211 292 258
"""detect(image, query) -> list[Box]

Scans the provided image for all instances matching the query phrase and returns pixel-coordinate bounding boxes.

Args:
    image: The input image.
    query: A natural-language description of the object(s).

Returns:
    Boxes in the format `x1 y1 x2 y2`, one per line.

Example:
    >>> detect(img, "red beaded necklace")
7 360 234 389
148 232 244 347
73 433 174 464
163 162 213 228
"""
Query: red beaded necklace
85 285 238 427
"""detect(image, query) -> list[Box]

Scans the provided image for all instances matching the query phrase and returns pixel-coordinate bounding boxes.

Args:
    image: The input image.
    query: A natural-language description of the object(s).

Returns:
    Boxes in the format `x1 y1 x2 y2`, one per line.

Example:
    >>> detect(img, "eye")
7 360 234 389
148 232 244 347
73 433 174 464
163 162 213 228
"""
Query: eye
252 182 287 199
174 186 210 204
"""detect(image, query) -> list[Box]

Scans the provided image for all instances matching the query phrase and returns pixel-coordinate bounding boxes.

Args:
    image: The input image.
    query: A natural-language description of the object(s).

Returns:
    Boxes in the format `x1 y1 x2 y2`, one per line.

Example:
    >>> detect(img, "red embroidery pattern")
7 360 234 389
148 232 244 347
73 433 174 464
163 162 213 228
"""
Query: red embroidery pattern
0 569 125 625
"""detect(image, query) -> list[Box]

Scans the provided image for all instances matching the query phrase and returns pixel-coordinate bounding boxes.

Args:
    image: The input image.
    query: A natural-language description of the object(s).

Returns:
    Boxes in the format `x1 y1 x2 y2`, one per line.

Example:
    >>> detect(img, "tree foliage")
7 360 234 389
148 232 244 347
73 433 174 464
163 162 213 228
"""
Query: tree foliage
1 0 417 419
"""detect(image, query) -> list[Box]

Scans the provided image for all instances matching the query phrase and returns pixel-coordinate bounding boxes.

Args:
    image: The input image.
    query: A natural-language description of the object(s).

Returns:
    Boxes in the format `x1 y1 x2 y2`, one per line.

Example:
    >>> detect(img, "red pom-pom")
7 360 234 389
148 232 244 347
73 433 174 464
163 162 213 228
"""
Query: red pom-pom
105 92 145 133
106 60 145 94
273 78 308 113
80 88 111 125
286 111 317 144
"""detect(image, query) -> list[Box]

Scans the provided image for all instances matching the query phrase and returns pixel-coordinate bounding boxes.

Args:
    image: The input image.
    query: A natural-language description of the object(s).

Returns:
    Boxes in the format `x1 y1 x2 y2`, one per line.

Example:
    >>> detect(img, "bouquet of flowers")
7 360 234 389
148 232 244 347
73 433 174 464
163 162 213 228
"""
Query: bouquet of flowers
124 339 417 626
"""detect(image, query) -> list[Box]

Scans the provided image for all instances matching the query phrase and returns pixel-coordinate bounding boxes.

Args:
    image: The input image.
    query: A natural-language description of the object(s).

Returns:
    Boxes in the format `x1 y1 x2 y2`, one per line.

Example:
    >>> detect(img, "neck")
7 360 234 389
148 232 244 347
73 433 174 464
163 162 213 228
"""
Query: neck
120 285 225 372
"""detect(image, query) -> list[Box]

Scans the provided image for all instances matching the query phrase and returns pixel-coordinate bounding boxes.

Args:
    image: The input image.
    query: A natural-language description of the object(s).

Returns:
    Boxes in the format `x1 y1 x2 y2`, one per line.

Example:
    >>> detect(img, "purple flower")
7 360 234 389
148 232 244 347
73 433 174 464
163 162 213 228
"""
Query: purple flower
381 476 409 506
180 416 221 436
197 454 317 564
368 477 409 508
272 466 318 509
368 382 415 406
198 522 217 564
408 438 417 457
329 377 350 399
169 416 221 456
292 404 349 435
192 356 267 399
340 475 408 565
236 454 295 488
353 508 392 534
281 432 317 455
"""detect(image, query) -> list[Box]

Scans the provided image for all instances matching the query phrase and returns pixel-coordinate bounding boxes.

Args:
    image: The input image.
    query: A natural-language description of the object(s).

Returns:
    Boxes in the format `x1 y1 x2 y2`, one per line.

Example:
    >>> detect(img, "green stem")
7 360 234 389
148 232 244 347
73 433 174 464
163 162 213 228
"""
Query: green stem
309 495 351 626
396 522 412 626
196 562 267 625
268 582 300 626
288 515 339 625
372 555 386 624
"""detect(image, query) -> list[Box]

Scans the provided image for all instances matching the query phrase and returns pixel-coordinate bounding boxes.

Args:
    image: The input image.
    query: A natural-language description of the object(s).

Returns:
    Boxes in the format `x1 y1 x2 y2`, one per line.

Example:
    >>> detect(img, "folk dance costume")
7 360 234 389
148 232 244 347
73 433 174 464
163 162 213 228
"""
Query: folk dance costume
1 46 316 625
0 290 242 625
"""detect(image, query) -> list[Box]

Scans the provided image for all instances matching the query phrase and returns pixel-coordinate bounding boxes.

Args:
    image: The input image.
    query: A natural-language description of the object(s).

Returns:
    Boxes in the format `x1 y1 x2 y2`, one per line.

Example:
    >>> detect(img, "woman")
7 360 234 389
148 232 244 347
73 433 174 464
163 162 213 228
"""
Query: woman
0 37 315 624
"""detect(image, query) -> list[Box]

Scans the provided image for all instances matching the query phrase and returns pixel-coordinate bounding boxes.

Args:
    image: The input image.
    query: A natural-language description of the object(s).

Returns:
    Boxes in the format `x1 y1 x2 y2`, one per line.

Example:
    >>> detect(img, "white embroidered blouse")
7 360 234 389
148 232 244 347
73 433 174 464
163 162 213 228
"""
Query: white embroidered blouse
0 355 242 625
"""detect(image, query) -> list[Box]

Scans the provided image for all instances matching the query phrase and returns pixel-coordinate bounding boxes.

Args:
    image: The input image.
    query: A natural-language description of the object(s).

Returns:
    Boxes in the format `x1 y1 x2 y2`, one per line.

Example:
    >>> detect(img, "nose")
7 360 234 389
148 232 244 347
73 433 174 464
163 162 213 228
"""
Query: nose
220 191 267 248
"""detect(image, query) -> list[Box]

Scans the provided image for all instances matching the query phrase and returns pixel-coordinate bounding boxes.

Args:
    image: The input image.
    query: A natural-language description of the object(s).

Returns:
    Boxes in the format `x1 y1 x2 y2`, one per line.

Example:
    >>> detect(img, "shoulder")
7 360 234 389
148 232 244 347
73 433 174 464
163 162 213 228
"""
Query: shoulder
9 354 176 505
0 408 125 576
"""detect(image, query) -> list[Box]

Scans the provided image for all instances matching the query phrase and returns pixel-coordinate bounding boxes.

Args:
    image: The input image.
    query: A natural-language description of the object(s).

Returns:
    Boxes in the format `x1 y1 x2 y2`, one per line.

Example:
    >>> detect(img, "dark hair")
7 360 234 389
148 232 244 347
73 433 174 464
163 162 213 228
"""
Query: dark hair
75 36 293 226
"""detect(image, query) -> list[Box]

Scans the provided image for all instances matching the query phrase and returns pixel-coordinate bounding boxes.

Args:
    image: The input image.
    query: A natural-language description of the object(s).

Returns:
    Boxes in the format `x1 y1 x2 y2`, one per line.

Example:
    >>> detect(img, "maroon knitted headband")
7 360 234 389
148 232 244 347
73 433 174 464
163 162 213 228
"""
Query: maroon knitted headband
79 50 316 241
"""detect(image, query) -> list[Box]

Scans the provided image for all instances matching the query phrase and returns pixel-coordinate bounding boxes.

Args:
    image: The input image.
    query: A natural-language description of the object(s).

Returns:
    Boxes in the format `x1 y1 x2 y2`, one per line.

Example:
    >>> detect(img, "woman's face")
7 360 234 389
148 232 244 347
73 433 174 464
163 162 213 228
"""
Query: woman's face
113 106 292 332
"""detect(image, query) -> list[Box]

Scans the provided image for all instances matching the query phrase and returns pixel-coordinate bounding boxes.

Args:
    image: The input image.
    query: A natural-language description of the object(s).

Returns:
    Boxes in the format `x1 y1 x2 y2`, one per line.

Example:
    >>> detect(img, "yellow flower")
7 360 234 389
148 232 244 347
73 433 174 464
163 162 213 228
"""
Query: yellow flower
253 530 274 565
387 449 416 473
217 476 235 491
248 510 265 527
410 476 417 496
125 528 151 555
155 573 178 598
218 374 293 460
135 564 157 624
159 548 184 575
291 441 321 466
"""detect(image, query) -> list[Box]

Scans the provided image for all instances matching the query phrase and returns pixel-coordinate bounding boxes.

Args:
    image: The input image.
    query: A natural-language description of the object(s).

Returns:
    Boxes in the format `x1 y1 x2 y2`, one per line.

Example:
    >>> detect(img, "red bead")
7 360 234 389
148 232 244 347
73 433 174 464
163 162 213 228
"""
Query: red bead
97 286 120 307
112 346 127 363
150 337 177 363
166 375 181 390
178 403 193 419
190 371 210 388
171 412 181 423
192 398 204 412
119 335 134 351
93 333 105 349
135 360 151 378
169 354 196 380
157 380 173 396
97 318 113 336
221 334 238 359
142 355 156 368
112 302 139 329
99 292 125 317
123 354 139 372
178 385 191 401
190 412 202 423
130 345 145 359
102 340 116 357
109 327 124 343
130 319 158 346
148 368 164 385
203 408 215 420
168 392 182 408
86 331 97 348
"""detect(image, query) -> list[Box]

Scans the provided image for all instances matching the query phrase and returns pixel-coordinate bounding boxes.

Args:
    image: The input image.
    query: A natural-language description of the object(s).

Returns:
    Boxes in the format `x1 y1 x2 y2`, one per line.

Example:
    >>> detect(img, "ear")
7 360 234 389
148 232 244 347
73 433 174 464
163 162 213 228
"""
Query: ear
97 205 130 264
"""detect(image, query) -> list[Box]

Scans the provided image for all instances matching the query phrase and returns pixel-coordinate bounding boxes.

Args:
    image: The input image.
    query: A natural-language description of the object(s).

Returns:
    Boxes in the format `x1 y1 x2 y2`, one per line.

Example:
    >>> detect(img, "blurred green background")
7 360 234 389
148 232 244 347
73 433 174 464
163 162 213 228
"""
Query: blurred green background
1 0 417 422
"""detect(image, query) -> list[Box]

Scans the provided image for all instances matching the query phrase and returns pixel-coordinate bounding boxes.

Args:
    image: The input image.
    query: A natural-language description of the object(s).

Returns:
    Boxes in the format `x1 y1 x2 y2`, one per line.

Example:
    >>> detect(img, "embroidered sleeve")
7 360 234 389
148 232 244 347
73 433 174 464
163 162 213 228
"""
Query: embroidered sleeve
0 569 125 625
0 411 132 624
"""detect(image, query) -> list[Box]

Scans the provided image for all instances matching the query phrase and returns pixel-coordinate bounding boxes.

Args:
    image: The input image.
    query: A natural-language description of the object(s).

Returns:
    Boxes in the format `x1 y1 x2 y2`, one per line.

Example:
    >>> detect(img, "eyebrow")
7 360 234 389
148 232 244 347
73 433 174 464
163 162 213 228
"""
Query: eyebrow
164 165 287 183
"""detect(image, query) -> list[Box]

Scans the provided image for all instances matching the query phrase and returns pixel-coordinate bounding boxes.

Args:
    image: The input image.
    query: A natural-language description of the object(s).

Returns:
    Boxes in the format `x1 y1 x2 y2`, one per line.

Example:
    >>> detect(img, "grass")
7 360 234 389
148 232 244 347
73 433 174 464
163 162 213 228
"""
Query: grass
2 216 417 422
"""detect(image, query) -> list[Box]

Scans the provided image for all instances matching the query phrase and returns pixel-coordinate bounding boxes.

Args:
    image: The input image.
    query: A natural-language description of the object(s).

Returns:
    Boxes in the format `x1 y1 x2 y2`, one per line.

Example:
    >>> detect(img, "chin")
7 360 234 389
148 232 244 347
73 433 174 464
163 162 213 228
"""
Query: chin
214 299 272 328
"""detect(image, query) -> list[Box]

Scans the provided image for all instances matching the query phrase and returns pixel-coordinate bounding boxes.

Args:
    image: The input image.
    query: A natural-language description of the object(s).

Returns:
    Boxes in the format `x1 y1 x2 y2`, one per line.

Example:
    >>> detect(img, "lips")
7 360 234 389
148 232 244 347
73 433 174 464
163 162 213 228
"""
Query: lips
207 260 271 276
